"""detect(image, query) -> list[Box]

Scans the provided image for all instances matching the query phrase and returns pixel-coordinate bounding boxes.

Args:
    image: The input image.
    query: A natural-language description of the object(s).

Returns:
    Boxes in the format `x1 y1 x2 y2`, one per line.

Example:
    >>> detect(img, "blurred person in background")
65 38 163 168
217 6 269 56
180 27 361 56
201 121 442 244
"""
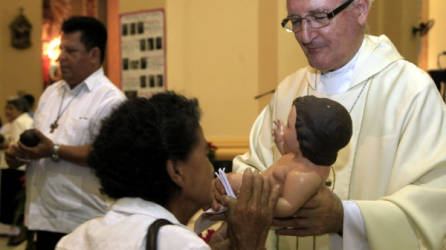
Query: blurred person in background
0 97 33 246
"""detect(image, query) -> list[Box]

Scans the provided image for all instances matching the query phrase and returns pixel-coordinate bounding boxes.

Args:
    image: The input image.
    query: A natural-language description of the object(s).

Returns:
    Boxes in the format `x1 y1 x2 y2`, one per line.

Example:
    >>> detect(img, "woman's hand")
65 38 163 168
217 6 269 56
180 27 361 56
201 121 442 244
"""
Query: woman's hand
208 223 231 250
223 169 280 250
213 178 226 209
202 178 227 214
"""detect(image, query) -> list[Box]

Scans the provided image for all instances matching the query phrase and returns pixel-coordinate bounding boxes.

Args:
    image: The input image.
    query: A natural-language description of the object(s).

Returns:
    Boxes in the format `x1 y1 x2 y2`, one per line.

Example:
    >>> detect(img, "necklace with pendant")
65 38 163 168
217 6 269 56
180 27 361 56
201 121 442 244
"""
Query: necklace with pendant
307 72 368 113
50 87 82 133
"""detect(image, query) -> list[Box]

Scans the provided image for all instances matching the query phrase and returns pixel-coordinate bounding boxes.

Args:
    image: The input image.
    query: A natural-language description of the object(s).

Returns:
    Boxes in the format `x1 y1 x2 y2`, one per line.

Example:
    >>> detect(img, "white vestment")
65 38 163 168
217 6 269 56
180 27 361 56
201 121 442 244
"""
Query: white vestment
233 35 446 250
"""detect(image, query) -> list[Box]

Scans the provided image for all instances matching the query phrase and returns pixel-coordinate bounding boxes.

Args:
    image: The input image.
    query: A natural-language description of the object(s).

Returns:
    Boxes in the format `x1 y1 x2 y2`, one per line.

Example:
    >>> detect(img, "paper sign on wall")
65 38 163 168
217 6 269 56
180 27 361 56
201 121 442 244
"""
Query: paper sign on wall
120 9 166 98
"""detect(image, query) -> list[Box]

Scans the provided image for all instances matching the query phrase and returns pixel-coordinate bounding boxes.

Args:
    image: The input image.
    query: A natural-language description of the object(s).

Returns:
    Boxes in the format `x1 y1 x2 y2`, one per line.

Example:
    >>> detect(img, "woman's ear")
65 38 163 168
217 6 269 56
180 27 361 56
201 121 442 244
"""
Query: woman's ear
166 159 185 188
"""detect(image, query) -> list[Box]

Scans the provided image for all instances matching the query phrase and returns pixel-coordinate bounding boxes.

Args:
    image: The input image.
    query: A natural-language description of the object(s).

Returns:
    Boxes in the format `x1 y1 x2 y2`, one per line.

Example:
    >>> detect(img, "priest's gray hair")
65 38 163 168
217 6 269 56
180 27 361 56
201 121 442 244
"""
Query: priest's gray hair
346 0 374 8
350 0 374 7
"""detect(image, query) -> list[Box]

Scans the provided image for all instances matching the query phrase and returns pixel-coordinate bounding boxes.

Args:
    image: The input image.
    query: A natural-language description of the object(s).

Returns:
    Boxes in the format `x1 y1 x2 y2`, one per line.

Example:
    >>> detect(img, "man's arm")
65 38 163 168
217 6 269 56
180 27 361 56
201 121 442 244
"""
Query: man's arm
54 144 91 166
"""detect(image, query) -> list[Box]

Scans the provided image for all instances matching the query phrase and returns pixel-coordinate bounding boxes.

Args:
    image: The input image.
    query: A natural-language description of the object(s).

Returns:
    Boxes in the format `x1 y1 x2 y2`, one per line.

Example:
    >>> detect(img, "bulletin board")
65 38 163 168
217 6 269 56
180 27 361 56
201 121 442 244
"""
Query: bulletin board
120 9 166 98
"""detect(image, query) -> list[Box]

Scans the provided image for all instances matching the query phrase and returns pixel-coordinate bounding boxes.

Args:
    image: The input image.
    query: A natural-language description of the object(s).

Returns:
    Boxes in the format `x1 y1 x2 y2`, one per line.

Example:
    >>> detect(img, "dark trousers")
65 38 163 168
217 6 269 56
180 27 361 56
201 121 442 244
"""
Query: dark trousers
0 169 25 224
35 230 66 250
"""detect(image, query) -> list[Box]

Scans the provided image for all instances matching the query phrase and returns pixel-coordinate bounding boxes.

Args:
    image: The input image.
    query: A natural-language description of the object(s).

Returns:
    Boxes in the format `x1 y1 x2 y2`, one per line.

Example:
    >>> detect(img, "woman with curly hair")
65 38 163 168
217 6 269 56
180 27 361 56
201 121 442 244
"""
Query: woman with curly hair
56 91 279 250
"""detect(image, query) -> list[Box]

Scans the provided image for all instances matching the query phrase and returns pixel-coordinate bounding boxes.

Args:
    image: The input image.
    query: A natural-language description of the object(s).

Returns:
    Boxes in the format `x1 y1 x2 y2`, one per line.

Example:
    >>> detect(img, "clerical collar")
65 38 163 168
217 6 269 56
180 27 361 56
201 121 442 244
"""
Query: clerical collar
317 38 366 95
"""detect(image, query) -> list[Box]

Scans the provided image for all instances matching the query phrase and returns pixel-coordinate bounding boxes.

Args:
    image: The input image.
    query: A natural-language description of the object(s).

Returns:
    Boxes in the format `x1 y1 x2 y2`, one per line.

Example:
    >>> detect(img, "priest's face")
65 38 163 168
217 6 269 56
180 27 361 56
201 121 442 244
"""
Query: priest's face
286 0 368 72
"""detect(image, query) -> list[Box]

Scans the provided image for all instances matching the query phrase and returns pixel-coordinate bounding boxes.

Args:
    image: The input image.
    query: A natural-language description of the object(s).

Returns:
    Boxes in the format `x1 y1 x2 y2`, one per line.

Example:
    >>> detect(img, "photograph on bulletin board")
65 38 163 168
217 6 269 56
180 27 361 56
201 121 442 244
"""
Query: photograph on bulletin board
120 9 166 99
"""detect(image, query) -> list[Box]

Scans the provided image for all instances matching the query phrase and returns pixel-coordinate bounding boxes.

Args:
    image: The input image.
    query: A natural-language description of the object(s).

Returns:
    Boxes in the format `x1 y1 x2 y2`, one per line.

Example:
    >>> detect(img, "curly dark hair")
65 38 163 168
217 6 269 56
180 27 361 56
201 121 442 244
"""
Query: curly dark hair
293 95 352 166
88 91 201 206
61 16 107 63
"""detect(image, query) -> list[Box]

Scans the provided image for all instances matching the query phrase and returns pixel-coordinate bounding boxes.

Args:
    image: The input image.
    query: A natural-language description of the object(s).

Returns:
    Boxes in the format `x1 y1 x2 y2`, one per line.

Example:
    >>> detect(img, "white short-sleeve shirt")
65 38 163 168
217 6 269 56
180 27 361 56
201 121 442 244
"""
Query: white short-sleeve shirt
25 68 126 233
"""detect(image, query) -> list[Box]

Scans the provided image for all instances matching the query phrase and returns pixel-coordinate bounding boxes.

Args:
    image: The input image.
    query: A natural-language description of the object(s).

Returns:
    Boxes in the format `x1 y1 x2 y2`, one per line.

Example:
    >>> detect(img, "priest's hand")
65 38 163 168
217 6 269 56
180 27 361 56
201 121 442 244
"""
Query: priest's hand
273 186 344 236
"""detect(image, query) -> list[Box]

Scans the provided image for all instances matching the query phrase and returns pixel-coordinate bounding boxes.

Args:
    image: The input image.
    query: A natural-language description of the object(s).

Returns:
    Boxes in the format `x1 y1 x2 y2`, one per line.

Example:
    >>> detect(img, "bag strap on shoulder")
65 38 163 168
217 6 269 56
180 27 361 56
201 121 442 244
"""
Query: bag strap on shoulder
146 218 173 250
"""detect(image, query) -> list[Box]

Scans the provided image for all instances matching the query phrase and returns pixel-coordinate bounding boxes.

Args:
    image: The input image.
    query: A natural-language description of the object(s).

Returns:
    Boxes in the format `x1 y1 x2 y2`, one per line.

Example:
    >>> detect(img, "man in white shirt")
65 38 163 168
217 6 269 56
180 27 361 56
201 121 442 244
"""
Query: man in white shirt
233 0 446 249
6 16 126 250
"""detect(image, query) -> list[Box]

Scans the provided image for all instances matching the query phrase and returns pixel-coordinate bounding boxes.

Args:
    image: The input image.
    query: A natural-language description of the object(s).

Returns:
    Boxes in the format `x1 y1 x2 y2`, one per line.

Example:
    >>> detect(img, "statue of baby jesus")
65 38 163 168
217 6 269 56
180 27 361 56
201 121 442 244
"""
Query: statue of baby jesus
214 95 352 217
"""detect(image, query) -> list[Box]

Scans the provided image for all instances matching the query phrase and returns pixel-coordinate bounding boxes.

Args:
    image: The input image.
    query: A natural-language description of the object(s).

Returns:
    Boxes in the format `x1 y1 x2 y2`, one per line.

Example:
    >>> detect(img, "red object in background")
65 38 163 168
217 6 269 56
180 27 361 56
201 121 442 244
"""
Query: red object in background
207 142 218 151
42 37 61 88
19 175 26 188
198 229 216 243
42 53 51 86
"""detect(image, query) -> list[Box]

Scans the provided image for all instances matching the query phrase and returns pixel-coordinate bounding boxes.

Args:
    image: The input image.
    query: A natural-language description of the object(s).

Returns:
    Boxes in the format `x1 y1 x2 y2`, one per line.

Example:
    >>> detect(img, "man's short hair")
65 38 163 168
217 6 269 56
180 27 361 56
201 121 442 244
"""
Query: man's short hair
61 16 107 63
293 95 352 166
